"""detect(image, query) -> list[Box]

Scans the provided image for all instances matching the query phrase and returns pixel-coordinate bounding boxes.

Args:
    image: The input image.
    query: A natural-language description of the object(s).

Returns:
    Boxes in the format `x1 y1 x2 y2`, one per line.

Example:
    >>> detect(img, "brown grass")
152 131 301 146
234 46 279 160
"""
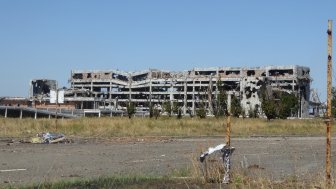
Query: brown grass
0 116 332 138
190 151 335 189
14 173 336 189
227 171 335 189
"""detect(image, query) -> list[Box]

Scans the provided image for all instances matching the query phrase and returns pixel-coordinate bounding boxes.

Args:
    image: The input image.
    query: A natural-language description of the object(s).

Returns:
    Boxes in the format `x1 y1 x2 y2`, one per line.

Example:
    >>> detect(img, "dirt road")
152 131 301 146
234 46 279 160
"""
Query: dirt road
1 136 335 186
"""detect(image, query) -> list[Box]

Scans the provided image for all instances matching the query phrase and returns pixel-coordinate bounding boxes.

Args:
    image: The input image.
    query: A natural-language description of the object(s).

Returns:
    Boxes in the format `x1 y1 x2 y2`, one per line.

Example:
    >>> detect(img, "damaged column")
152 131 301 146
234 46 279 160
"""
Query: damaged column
208 74 214 115
183 74 187 115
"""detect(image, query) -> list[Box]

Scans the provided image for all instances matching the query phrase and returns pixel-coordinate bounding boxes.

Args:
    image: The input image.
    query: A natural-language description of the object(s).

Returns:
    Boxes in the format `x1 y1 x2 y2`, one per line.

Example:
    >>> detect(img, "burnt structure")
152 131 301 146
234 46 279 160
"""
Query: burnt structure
30 79 57 98
68 65 311 118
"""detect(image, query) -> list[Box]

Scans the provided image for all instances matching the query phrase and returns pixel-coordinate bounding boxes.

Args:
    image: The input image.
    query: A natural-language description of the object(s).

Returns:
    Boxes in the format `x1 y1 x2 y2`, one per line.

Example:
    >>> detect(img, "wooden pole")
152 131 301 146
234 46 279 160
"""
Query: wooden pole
226 93 231 146
226 113 231 146
326 19 332 186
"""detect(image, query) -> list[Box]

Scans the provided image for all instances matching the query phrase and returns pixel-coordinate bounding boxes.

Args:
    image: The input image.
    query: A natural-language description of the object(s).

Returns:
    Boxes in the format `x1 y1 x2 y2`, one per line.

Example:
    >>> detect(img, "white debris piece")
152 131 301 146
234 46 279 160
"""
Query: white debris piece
200 144 226 162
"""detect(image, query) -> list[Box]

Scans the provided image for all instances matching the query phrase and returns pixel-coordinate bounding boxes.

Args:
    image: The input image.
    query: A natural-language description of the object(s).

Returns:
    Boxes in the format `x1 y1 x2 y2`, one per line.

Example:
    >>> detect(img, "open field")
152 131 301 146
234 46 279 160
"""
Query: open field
0 117 333 138
1 117 335 188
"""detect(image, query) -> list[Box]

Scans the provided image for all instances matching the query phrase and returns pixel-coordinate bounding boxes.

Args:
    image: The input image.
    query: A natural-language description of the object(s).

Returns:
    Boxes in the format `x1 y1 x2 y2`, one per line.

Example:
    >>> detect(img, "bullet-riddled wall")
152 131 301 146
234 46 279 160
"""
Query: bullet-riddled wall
68 65 311 117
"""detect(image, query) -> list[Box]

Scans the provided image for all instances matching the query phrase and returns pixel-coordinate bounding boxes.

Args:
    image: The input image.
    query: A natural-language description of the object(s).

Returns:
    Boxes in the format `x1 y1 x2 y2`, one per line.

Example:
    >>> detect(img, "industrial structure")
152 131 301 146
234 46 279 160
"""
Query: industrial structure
0 65 312 118
67 65 311 117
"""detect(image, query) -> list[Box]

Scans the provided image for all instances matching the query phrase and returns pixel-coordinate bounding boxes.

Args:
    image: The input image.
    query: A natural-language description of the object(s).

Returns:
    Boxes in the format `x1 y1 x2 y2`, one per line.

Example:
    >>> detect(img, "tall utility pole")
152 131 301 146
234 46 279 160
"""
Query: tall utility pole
326 19 332 186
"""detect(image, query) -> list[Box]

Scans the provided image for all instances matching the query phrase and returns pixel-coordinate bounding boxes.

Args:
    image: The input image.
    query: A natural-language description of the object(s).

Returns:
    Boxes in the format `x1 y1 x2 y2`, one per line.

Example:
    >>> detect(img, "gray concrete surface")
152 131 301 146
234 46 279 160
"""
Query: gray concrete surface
0 136 335 186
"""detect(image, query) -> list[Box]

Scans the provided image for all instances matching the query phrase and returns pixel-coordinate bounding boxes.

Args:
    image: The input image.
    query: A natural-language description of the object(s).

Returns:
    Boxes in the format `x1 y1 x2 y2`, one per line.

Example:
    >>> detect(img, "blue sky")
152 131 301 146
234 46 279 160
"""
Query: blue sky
0 1 335 101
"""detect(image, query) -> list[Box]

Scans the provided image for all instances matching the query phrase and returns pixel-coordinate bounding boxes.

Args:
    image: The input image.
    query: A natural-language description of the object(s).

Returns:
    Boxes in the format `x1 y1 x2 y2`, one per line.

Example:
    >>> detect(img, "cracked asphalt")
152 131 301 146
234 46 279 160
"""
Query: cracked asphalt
1 136 335 186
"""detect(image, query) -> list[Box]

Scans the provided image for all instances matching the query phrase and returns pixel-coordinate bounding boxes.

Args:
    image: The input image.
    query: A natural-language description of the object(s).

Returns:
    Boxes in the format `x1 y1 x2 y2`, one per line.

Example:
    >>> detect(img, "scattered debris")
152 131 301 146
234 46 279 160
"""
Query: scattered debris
0 138 15 145
199 144 235 184
248 164 265 170
200 144 226 162
30 132 70 144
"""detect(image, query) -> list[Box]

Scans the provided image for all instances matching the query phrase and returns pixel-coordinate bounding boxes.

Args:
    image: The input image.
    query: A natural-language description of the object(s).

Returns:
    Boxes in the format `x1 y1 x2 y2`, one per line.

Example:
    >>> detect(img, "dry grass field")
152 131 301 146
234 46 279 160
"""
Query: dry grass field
0 116 331 138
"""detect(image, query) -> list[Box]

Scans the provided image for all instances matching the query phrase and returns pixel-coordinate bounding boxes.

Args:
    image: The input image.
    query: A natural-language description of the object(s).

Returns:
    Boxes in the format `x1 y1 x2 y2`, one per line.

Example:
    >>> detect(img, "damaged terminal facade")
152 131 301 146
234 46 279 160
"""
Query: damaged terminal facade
65 65 311 118
0 65 311 118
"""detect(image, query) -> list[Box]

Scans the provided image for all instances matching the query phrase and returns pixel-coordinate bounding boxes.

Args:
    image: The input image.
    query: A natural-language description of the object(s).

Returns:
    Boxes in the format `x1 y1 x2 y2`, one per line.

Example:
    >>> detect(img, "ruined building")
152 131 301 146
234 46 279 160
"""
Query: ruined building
65 65 311 117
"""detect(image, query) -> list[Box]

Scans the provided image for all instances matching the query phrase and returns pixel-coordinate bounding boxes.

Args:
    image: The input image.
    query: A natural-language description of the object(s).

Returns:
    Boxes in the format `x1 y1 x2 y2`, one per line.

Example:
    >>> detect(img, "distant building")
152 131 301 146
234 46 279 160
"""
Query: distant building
0 65 313 118
66 65 311 117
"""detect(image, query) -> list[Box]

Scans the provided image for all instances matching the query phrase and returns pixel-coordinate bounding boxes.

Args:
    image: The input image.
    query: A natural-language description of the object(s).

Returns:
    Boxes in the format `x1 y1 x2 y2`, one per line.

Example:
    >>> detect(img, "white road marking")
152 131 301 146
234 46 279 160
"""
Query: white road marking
0 169 26 172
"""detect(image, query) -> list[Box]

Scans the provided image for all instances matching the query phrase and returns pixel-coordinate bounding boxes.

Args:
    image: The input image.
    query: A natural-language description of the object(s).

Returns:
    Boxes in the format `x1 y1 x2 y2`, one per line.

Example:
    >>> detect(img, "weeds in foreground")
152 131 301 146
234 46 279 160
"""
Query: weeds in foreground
17 176 169 189
4 171 334 189
190 145 335 189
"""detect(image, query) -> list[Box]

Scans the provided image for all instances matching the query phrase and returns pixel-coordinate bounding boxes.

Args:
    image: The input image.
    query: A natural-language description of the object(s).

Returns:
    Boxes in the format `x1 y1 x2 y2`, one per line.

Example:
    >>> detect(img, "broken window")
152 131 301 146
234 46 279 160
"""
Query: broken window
269 69 293 77
196 71 216 76
247 70 255 76
226 70 240 76
132 73 148 81
72 73 83 79
112 74 128 82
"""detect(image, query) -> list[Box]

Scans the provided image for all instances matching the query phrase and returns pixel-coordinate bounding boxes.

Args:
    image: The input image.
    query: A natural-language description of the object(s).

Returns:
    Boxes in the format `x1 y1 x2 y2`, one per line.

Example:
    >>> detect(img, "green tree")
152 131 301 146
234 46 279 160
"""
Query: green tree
278 93 298 119
126 101 135 119
163 101 172 117
261 99 277 120
197 103 207 119
177 107 182 119
231 95 242 118
214 79 227 117
172 101 179 115
260 89 299 120
259 83 277 120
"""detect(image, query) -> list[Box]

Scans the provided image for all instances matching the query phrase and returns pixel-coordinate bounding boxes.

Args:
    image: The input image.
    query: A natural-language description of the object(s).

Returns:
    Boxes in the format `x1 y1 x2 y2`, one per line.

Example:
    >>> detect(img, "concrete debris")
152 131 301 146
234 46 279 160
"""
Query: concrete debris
30 132 69 144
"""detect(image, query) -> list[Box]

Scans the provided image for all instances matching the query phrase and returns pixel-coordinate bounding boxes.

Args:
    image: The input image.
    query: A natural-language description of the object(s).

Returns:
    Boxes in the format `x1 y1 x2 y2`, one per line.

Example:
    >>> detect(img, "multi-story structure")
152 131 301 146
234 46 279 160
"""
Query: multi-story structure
67 65 311 117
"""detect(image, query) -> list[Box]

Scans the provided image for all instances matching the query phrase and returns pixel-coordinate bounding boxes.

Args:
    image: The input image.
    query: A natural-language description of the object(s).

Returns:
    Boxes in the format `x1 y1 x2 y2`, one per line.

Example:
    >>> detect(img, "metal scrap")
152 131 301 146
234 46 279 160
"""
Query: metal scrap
30 132 69 144
199 144 235 184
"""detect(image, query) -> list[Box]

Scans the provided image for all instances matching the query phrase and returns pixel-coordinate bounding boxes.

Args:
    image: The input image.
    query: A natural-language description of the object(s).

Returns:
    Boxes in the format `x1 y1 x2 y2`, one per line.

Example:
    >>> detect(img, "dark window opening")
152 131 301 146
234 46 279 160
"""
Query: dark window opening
247 70 255 76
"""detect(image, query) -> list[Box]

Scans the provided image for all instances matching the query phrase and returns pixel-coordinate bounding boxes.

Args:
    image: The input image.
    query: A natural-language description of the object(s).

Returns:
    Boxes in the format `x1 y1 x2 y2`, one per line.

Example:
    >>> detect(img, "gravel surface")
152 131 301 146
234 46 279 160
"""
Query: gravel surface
0 136 335 186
